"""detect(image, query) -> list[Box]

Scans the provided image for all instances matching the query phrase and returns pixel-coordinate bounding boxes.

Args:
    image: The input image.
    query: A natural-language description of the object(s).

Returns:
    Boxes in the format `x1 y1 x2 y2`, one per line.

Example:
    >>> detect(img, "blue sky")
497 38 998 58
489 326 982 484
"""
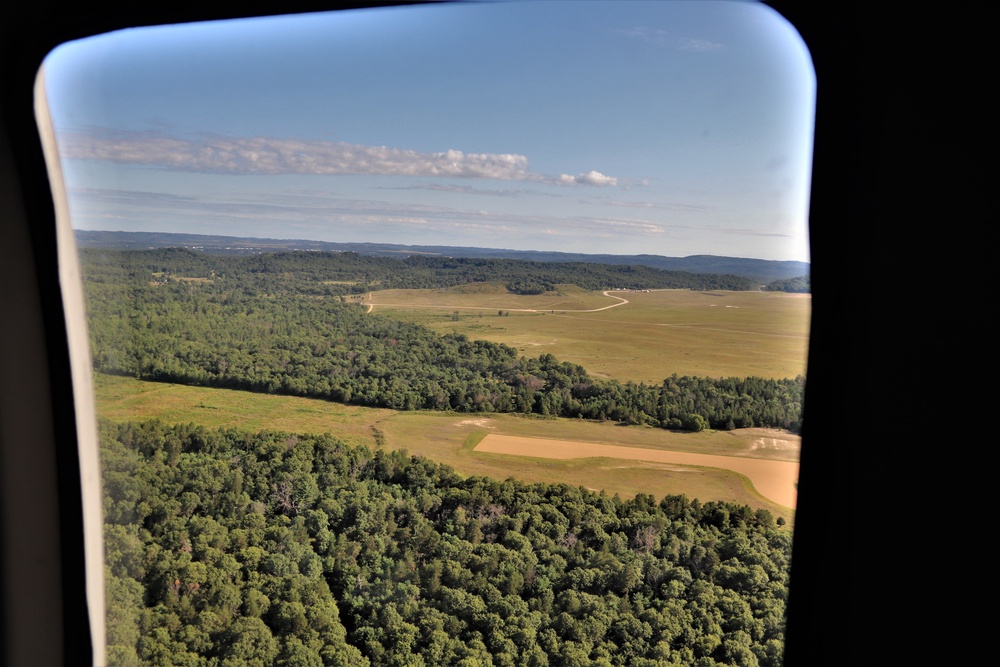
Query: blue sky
41 0 814 262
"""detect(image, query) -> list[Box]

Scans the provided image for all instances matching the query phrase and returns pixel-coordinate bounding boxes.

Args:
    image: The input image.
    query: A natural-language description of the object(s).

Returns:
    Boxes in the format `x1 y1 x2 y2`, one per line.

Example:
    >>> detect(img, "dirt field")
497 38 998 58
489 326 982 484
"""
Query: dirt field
474 433 799 509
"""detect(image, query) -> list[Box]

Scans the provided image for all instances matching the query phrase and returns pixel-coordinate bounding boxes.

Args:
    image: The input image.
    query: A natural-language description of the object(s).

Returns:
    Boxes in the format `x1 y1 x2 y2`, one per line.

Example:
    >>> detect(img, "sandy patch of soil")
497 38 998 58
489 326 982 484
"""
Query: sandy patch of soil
750 437 799 452
455 419 494 428
475 433 799 508
742 428 800 455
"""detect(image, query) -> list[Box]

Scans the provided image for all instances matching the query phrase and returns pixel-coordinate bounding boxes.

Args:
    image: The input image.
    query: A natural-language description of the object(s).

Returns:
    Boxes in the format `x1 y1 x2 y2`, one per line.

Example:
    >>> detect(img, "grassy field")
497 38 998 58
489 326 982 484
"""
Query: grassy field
94 374 798 522
367 286 810 382
93 373 396 448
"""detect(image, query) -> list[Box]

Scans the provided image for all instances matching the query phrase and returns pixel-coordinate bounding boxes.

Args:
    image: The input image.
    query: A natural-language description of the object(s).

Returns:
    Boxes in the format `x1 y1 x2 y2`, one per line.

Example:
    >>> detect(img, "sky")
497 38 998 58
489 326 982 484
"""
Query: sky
41 0 814 262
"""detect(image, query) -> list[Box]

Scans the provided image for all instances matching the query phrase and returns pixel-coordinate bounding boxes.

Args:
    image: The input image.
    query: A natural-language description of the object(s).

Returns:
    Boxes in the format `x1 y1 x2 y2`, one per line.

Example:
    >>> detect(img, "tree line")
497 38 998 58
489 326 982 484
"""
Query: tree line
763 276 809 294
81 247 761 296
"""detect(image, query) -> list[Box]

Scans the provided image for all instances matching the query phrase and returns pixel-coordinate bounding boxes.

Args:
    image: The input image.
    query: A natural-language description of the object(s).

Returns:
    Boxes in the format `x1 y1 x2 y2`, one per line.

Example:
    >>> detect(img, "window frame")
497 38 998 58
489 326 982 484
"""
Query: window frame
1 2 886 664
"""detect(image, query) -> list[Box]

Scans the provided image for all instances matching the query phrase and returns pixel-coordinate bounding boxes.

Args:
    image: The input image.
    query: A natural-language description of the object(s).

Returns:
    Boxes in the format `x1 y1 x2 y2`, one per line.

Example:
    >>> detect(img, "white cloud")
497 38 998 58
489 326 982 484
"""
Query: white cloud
558 170 618 187
66 186 670 242
678 38 723 52
58 129 622 187
617 27 723 52
383 184 530 197
576 171 618 187
617 27 670 44
600 199 714 212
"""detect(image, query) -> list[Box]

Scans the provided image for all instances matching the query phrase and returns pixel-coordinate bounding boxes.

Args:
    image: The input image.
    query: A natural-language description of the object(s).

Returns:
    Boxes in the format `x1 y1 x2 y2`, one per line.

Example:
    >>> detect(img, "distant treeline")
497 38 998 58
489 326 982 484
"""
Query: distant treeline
104 420 791 666
82 249 803 432
81 247 761 295
764 276 809 294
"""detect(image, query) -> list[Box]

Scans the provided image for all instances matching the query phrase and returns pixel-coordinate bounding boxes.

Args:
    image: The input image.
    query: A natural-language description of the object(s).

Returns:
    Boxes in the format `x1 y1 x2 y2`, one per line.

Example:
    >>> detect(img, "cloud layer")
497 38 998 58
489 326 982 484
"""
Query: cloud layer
617 27 723 52
66 186 670 243
59 130 619 186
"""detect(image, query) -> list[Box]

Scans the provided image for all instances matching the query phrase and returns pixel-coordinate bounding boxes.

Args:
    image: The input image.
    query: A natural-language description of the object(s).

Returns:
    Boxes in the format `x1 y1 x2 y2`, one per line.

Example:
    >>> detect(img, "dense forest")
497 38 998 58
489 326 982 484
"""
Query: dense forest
81 249 803 432
104 420 791 667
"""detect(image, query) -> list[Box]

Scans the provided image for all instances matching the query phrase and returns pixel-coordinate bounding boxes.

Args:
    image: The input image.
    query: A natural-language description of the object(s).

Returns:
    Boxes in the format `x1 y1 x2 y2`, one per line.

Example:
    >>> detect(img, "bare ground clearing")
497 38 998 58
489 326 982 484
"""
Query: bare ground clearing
475 433 799 509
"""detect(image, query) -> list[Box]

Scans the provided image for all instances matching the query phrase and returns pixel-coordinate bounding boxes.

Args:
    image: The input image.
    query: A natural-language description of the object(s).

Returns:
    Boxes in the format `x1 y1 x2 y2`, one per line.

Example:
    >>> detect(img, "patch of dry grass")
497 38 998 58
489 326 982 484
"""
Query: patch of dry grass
368 288 809 382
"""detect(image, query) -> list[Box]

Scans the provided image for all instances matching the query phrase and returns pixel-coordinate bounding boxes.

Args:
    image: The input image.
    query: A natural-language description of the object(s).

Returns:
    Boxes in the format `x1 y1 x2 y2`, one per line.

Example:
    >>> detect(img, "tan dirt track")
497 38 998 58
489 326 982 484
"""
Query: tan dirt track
475 434 799 509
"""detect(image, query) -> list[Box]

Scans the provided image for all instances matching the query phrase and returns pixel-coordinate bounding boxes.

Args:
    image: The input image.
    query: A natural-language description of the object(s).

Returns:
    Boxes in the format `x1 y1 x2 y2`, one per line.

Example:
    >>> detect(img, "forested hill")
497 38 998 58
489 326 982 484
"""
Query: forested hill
75 230 809 284
82 248 803 432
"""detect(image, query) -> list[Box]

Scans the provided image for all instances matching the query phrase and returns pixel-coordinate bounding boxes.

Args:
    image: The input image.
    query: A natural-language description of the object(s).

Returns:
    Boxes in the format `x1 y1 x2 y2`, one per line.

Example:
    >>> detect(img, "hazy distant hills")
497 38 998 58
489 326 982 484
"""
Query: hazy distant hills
75 230 809 283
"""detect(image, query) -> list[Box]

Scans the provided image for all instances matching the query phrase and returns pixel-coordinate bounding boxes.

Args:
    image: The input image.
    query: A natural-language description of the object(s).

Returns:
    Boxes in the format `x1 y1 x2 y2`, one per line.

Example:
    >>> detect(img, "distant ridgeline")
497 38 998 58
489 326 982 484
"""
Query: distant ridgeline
76 230 810 286
82 248 804 433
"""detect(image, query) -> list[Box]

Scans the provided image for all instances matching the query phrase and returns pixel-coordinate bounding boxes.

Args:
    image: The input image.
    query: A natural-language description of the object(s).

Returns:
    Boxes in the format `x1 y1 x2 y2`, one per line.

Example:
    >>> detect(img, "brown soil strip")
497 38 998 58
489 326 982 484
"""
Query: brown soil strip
475 434 799 508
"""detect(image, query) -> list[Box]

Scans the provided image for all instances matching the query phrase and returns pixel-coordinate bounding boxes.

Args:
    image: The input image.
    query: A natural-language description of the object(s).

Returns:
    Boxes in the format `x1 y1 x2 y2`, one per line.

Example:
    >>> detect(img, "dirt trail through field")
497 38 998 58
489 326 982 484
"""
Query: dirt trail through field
475 434 799 508
593 291 629 310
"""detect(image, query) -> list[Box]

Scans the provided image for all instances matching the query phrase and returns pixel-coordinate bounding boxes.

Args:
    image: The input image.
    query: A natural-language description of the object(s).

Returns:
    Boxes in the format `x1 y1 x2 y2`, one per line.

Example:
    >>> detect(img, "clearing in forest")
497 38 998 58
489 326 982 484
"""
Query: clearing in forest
367 286 810 382
94 374 798 522
474 433 798 509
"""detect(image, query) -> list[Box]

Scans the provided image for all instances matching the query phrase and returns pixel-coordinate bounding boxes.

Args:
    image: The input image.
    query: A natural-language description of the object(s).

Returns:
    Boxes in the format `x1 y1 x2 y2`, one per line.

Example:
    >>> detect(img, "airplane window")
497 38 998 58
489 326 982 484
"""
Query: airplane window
36 1 814 664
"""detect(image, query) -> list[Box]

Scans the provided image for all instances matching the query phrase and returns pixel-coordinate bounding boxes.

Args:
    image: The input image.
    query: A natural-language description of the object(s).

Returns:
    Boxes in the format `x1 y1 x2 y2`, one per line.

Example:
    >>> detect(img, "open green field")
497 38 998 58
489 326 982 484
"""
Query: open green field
93 373 395 449
95 374 798 522
366 286 810 382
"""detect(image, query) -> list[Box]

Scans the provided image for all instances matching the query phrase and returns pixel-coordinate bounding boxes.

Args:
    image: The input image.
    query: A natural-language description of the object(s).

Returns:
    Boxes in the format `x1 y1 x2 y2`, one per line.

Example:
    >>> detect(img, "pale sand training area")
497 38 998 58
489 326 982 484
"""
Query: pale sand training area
475 434 799 509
